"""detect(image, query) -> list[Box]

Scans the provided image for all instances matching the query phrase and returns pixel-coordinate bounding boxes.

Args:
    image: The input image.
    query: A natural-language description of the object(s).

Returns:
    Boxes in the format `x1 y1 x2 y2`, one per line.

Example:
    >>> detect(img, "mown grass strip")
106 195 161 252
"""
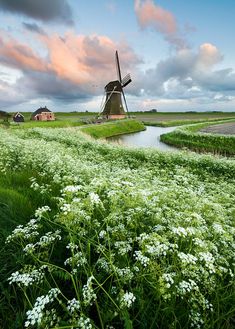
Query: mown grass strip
143 117 235 127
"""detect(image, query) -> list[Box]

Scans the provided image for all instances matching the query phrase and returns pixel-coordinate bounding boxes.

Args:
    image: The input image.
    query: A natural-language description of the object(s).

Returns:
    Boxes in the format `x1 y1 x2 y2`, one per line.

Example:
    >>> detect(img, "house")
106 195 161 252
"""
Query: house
13 112 25 122
31 107 55 121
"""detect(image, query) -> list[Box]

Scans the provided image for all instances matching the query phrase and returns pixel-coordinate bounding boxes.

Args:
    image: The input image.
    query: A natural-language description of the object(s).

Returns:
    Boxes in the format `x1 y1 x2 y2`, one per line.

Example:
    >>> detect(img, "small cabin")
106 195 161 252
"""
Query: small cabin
31 107 55 121
13 112 25 122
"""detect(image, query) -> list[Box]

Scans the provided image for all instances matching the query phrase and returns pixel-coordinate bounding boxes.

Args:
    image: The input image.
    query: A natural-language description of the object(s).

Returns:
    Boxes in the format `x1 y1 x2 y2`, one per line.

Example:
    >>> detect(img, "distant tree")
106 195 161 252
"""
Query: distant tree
144 109 158 113
0 111 11 128
0 110 7 118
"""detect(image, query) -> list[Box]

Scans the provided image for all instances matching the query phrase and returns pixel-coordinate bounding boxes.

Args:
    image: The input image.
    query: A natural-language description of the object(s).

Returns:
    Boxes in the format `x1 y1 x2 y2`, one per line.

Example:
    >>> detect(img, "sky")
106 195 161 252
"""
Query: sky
0 0 235 112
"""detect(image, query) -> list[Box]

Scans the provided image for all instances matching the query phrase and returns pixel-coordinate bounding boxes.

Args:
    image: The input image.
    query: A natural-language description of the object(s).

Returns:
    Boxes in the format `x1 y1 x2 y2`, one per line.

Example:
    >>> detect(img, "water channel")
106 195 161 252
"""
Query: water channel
108 125 178 151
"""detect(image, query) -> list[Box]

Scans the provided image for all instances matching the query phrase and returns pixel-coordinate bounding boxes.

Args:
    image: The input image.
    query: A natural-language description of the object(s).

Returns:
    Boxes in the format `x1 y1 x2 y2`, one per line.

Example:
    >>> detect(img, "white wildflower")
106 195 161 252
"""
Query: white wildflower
25 288 60 327
60 203 71 215
134 250 150 267
8 266 47 287
89 192 100 205
67 298 80 314
63 185 82 194
35 206 51 219
120 291 136 309
6 218 40 243
82 276 97 306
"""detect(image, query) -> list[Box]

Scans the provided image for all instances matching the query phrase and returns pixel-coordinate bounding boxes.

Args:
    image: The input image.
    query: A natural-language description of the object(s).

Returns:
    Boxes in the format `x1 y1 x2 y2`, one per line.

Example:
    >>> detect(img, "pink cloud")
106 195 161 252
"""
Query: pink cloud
0 32 46 71
134 0 176 34
0 30 139 92
134 0 187 49
197 43 223 68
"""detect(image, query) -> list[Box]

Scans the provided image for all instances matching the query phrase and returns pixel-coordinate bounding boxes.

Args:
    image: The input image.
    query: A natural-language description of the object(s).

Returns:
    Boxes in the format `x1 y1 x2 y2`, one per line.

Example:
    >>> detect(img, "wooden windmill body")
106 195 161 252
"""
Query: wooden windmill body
101 51 131 119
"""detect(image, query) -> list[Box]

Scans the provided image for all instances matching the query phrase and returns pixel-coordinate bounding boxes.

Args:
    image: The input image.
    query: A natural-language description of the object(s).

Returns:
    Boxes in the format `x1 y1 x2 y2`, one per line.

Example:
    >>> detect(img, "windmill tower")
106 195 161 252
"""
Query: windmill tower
101 51 132 119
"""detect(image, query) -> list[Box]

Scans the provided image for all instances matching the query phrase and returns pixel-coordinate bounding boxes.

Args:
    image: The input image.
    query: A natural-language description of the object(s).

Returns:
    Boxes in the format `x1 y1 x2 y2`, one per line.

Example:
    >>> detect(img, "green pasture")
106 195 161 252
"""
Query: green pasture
133 111 235 125
160 119 235 155
2 111 235 129
80 119 145 138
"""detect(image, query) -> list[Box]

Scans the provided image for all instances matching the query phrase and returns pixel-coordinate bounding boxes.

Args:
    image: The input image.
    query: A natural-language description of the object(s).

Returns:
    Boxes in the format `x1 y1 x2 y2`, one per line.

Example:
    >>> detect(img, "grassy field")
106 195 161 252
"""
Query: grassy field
80 119 145 138
143 117 235 127
0 125 234 328
11 120 84 129
133 111 235 124
2 111 235 129
0 112 96 129
160 120 235 155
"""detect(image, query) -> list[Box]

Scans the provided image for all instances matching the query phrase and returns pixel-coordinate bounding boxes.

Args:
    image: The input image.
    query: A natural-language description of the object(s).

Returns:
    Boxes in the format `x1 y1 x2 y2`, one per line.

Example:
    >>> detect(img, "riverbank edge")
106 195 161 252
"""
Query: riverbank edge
80 119 146 139
160 119 235 156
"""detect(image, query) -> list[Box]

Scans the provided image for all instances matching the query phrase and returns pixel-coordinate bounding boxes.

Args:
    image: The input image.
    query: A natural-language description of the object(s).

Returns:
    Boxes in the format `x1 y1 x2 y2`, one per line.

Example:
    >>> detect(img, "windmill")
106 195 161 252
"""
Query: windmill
100 51 132 119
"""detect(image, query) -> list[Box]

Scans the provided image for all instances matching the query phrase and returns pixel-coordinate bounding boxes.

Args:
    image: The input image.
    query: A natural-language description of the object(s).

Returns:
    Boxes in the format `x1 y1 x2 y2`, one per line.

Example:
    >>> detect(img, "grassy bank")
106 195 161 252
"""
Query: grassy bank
0 127 235 328
80 119 145 138
143 117 235 127
160 120 235 155
0 170 57 327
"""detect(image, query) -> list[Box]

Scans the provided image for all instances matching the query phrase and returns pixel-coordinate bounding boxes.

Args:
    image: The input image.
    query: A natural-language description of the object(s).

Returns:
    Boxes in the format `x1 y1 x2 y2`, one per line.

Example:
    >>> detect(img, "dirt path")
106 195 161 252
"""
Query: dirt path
200 122 235 135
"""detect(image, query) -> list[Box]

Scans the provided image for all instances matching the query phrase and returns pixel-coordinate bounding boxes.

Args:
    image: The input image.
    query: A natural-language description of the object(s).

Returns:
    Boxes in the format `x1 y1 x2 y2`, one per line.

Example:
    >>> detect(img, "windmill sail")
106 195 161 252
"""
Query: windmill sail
122 73 132 88
115 51 122 83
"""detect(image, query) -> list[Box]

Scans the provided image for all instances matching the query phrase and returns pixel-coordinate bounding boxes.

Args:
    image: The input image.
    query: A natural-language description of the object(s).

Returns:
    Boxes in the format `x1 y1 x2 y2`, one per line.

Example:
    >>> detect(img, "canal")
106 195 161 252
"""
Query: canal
108 125 178 151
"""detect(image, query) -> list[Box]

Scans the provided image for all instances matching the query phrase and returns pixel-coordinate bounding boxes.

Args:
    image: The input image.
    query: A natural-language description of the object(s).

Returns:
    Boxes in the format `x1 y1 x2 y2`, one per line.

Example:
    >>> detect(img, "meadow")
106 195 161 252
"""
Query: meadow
160 120 235 156
0 124 234 329
2 111 235 129
133 111 235 126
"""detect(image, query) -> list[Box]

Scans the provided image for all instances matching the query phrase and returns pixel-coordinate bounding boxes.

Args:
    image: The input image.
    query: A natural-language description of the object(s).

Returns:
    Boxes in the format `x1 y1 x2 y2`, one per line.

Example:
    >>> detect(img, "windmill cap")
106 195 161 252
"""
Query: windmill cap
105 80 122 92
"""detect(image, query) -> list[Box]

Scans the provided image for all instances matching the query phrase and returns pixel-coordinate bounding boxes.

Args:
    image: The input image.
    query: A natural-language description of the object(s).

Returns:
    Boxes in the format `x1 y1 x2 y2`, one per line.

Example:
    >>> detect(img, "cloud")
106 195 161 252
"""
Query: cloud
134 0 187 49
0 32 46 71
0 0 73 24
140 43 235 101
22 22 46 35
0 79 26 108
196 43 223 69
0 30 140 105
40 32 140 89
1 26 234 112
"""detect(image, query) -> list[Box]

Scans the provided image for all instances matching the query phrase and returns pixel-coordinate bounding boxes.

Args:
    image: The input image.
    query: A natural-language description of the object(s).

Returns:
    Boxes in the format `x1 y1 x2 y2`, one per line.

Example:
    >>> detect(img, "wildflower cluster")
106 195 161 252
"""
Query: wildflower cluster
0 127 235 328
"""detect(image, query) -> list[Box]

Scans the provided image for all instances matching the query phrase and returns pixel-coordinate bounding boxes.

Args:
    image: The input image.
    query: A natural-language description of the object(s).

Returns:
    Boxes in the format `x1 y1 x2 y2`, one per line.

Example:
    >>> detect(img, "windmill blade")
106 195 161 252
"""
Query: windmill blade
115 50 122 83
122 73 132 88
121 90 130 118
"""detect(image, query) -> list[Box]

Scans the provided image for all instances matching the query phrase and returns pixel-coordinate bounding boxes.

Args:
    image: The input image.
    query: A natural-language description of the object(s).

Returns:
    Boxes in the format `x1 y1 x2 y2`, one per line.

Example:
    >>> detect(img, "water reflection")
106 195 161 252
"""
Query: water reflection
108 126 178 151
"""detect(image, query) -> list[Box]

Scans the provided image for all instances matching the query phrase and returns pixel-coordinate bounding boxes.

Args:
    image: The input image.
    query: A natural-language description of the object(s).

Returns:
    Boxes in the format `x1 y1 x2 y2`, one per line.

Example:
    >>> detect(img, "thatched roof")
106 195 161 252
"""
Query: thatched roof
13 112 24 118
31 106 52 118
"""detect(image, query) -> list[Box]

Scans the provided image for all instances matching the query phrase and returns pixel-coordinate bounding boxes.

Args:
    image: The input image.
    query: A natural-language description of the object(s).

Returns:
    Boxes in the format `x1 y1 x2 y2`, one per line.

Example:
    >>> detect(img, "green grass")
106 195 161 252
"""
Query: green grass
160 120 235 155
80 119 145 138
143 117 235 127
0 127 235 328
9 120 84 129
0 171 58 328
132 111 235 123
6 111 96 121
6 111 235 126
